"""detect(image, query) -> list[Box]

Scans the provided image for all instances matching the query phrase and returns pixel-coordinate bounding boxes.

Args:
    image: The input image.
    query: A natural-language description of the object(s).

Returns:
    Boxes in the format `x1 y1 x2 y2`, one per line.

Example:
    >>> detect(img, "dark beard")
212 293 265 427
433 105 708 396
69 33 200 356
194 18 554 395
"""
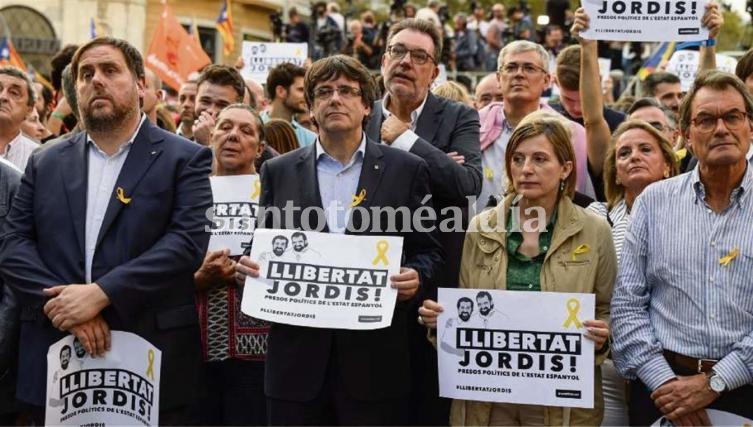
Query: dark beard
459 312 471 322
479 308 491 316
83 102 139 133
273 248 284 256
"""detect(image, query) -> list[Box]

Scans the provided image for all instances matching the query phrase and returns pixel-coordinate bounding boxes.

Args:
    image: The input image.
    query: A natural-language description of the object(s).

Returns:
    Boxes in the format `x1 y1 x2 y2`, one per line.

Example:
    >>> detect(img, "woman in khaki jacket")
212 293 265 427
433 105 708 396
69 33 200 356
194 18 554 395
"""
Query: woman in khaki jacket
420 110 617 426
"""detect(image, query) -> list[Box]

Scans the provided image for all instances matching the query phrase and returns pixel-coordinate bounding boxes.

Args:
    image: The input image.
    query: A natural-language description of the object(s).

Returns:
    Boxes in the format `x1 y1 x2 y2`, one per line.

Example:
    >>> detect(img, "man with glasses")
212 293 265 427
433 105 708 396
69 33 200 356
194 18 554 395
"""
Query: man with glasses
235 54 442 425
612 70 753 425
477 40 593 213
365 18 481 425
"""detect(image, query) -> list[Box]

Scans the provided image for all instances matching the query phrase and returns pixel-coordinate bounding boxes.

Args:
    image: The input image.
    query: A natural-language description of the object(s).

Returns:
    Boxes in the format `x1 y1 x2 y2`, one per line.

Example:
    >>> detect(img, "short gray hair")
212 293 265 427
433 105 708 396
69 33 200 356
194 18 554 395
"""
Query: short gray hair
497 40 550 73
0 66 36 107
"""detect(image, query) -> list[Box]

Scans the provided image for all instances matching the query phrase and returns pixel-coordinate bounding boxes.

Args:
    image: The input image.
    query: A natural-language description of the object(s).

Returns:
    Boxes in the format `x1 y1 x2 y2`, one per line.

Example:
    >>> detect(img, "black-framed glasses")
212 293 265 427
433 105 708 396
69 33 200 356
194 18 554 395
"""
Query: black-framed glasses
313 85 363 100
386 44 436 65
690 110 749 133
498 62 547 75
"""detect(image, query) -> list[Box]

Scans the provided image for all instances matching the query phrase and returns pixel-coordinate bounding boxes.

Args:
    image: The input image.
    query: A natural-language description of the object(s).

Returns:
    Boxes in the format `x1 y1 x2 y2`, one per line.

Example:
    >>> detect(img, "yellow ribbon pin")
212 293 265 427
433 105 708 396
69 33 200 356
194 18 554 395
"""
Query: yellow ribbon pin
146 349 155 380
116 187 131 205
719 247 739 267
562 298 583 329
251 180 261 200
675 148 687 161
571 244 590 261
349 189 366 208
483 167 494 180
371 240 390 266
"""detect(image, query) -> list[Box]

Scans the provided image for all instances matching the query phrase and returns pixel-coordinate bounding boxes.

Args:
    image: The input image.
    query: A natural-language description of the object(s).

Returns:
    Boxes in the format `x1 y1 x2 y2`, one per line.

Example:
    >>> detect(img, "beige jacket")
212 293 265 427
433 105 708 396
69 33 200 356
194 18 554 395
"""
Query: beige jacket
449 195 617 426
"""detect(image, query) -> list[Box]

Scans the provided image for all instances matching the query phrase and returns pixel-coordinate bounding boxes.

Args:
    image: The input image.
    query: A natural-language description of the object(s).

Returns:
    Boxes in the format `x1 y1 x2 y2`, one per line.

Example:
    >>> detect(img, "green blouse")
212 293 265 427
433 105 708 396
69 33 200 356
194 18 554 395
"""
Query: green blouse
505 206 558 292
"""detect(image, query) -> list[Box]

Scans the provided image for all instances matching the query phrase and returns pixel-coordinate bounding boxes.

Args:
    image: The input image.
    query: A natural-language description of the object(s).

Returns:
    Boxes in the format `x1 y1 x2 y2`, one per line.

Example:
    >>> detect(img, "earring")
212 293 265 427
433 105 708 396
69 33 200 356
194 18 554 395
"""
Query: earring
663 169 670 178
615 178 621 185
559 180 565 192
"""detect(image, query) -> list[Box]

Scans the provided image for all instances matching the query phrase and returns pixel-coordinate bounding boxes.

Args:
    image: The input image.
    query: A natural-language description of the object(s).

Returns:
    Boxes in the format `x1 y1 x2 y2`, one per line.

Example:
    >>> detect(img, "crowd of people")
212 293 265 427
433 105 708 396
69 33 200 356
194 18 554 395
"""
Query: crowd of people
0 0 752 426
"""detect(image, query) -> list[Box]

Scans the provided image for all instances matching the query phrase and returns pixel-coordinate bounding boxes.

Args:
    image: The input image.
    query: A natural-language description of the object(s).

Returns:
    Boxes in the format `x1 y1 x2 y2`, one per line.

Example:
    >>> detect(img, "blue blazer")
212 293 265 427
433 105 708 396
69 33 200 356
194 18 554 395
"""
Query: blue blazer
0 121 213 409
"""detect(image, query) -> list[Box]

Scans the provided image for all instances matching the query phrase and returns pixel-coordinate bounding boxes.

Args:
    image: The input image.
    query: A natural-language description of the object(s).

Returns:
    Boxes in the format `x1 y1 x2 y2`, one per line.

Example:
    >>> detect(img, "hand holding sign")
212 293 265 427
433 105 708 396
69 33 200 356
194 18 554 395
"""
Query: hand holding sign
69 314 111 357
702 1 723 40
391 267 420 301
195 249 236 290
418 299 444 328
234 255 261 286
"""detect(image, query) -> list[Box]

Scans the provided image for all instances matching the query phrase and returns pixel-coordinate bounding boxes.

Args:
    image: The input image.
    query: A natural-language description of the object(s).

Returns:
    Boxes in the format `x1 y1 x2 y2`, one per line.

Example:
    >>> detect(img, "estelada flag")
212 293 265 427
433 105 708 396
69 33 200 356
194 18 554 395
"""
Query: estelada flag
145 3 211 91
0 38 26 70
216 0 235 56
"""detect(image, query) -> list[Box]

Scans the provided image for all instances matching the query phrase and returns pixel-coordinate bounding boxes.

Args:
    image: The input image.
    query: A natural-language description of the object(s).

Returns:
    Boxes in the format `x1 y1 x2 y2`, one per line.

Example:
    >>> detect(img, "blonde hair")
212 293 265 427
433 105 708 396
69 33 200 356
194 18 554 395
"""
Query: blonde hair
504 110 576 198
432 81 472 106
603 119 679 209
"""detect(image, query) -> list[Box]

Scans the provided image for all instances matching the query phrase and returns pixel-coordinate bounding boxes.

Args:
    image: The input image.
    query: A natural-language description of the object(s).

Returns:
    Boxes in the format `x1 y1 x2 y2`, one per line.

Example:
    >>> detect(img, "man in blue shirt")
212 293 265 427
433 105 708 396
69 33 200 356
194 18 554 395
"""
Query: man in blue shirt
612 70 753 425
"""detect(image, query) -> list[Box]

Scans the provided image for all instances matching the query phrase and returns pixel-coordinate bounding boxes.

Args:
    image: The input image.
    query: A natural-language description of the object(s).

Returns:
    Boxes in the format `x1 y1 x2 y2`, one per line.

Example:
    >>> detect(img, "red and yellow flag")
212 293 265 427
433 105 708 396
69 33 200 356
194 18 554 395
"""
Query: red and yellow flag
216 0 235 56
145 3 211 91
0 38 26 70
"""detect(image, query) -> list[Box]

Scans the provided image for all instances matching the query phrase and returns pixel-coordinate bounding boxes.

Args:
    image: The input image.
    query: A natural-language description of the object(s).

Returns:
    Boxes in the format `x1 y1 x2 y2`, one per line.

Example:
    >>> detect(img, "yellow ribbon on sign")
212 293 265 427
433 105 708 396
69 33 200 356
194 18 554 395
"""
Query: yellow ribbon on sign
483 167 494 180
562 298 583 329
719 247 739 267
371 240 390 266
251 180 261 200
146 349 155 380
116 187 132 205
349 189 366 208
571 244 590 261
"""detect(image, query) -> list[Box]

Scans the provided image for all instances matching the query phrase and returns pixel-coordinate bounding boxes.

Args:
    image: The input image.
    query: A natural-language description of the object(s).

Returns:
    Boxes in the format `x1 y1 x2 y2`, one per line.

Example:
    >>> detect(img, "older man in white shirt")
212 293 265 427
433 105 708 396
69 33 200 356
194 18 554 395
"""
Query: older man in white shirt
0 67 39 170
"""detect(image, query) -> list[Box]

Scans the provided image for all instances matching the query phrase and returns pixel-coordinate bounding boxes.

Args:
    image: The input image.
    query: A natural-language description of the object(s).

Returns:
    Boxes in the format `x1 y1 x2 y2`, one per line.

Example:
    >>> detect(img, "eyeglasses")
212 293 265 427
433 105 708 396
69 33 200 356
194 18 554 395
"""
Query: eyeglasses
313 85 363 100
498 62 547 75
386 44 436 65
690 110 749 133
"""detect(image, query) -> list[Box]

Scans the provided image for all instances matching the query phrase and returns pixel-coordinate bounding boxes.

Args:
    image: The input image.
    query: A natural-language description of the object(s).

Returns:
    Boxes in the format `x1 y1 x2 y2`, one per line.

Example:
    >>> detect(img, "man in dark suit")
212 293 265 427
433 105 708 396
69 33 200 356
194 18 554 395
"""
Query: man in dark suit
365 18 481 424
236 54 442 425
0 37 212 424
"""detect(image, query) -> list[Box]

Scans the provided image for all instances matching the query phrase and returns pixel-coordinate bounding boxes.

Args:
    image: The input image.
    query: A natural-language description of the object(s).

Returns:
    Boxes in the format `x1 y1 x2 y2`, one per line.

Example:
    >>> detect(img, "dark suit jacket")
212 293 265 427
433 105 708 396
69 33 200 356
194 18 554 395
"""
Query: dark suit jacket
0 121 213 409
366 93 482 290
259 140 443 401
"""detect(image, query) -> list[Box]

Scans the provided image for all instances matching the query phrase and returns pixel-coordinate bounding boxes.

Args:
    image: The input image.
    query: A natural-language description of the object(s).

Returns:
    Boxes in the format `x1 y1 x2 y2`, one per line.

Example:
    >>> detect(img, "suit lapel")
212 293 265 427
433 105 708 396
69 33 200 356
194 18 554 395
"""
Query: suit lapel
60 133 88 255
95 121 164 248
365 101 384 142
414 92 442 144
296 144 328 232
347 140 384 234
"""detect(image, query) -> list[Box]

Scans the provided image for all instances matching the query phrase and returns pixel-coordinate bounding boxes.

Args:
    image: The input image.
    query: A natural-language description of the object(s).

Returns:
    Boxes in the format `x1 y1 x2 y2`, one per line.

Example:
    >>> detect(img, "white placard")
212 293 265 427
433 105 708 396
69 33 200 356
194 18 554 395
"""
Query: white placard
598 57 612 86
242 229 403 329
207 174 260 255
46 332 161 426
437 288 595 408
665 50 738 91
241 42 308 83
581 0 709 42
652 409 753 426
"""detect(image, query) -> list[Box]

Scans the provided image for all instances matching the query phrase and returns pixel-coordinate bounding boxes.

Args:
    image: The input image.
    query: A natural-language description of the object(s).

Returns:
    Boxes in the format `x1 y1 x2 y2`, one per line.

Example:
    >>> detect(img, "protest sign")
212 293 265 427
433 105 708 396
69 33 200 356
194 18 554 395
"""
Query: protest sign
241 42 307 82
242 229 403 329
46 332 161 426
665 49 738 91
581 0 709 42
207 174 260 255
437 288 595 408
652 410 753 426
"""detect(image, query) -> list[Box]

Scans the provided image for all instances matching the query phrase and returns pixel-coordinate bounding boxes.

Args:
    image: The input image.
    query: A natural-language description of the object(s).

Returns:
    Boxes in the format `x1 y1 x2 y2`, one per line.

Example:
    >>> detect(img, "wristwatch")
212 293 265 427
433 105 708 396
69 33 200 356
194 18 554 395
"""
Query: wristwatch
707 371 726 394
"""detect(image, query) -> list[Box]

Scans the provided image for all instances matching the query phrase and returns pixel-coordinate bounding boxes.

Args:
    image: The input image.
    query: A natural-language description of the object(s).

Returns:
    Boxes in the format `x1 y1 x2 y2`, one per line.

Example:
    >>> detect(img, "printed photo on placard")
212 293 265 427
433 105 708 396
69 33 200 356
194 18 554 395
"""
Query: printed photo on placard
437 288 595 408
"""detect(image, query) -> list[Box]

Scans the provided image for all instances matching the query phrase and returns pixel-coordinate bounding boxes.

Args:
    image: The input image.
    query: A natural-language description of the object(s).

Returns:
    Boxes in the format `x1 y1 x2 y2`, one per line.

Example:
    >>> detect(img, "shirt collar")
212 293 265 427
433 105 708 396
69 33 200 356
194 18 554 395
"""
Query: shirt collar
3 131 24 156
691 161 753 208
315 133 367 167
381 92 429 130
86 114 147 155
